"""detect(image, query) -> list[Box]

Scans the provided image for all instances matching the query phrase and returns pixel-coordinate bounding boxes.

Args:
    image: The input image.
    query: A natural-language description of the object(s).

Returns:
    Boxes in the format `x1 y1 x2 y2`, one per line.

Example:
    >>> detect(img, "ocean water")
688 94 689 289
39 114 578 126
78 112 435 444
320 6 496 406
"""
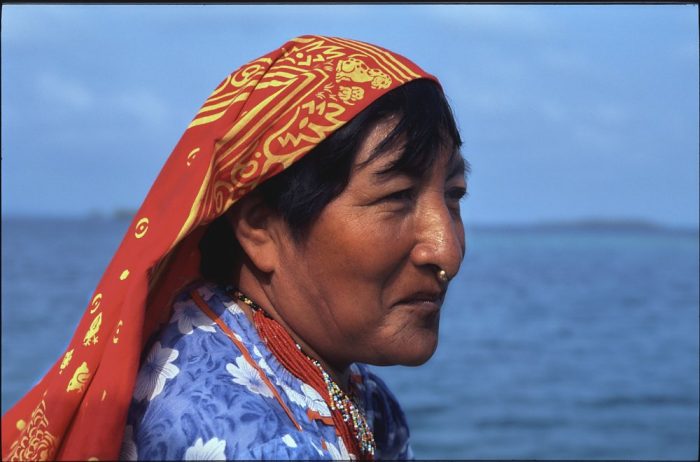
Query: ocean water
2 217 698 460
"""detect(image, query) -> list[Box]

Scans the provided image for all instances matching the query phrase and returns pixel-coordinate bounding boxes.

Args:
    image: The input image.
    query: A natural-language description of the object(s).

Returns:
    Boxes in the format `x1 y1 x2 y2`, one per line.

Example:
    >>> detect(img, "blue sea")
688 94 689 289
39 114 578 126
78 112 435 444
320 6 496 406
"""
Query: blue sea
2 217 698 460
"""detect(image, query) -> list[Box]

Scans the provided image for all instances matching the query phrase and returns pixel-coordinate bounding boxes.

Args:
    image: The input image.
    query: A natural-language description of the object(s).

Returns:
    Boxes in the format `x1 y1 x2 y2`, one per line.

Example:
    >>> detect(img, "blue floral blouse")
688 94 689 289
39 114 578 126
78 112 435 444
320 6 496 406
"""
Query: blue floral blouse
120 281 413 460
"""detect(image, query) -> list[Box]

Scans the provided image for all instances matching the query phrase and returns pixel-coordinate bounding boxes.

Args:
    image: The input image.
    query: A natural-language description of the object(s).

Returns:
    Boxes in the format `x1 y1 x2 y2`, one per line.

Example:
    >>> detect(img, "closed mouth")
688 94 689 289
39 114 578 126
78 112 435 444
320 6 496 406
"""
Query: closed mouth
396 291 445 310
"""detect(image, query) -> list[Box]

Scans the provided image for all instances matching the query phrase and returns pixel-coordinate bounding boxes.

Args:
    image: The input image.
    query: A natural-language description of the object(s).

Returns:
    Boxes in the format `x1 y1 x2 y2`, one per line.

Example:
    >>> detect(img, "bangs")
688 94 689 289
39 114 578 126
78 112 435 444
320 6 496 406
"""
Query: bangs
252 78 465 243
361 79 465 177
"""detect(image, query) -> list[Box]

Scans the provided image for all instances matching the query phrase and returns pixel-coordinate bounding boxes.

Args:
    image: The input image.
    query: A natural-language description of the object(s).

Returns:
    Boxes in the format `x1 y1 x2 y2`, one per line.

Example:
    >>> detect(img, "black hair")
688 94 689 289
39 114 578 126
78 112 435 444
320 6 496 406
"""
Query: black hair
200 78 464 285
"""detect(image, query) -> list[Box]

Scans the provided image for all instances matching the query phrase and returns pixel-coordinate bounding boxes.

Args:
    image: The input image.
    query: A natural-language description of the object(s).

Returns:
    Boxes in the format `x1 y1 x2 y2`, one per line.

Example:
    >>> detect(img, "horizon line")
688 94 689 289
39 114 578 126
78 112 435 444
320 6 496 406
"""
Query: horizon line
2 211 698 232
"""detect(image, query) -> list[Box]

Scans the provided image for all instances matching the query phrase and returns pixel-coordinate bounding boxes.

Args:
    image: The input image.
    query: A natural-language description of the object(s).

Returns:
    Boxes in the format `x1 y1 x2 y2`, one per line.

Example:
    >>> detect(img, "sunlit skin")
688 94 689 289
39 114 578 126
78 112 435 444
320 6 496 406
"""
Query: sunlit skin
228 118 467 392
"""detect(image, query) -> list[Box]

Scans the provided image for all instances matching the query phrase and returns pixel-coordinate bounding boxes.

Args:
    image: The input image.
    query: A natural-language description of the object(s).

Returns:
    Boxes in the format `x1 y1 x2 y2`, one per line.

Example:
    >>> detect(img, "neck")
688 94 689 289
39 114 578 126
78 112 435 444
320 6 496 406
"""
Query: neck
232 269 352 393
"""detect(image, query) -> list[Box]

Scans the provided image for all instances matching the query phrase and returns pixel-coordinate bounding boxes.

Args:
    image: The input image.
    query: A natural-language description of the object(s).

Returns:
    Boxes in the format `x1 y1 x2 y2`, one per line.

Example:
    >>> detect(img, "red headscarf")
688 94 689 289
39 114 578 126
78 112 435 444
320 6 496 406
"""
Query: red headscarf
1 35 436 461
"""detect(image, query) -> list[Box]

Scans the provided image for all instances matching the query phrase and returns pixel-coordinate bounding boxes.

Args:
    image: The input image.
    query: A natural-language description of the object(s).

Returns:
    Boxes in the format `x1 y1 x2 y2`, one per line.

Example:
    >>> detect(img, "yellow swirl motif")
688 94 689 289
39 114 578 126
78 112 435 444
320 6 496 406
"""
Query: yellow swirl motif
83 313 102 346
209 73 232 98
171 35 423 252
89 293 102 314
186 148 200 167
188 59 271 129
212 180 235 215
59 349 74 374
134 217 149 239
231 62 266 87
66 362 90 393
112 320 123 344
7 400 57 461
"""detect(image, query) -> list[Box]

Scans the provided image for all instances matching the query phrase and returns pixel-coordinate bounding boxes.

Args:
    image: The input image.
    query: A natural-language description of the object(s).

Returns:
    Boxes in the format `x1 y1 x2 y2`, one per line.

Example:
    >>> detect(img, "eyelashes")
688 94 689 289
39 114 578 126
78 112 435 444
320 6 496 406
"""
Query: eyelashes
447 187 468 201
383 188 417 203
446 187 467 215
379 186 468 210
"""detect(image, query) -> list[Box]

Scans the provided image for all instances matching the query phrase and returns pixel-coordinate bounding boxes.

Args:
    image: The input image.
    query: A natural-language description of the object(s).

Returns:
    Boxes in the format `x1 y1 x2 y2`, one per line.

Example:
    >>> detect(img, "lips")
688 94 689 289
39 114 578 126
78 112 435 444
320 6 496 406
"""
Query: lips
395 290 446 311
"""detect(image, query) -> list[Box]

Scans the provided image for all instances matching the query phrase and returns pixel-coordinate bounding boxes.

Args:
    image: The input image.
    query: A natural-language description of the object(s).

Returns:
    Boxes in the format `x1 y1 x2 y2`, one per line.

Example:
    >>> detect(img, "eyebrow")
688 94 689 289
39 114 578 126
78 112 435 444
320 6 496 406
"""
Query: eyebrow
447 150 469 180
366 148 470 185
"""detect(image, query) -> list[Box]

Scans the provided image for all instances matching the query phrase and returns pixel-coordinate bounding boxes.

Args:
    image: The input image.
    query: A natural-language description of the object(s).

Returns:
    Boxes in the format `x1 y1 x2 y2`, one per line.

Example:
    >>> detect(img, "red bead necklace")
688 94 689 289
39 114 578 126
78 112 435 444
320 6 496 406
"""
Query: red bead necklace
231 290 376 460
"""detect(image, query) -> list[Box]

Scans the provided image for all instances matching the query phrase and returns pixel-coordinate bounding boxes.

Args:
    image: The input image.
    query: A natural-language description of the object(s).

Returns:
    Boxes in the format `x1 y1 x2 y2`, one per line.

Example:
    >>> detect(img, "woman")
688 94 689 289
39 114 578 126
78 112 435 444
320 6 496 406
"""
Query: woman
2 35 467 461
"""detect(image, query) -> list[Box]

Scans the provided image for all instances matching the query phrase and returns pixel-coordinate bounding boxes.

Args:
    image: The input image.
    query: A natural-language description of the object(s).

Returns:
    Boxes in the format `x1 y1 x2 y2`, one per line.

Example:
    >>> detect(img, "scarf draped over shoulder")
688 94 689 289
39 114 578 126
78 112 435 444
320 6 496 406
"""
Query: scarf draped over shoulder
1 35 436 461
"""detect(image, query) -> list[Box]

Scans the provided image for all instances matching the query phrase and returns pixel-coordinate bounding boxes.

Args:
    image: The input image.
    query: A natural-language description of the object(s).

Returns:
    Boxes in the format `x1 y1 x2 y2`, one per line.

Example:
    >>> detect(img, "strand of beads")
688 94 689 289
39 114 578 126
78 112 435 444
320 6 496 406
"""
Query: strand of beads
232 289 375 458
310 359 375 457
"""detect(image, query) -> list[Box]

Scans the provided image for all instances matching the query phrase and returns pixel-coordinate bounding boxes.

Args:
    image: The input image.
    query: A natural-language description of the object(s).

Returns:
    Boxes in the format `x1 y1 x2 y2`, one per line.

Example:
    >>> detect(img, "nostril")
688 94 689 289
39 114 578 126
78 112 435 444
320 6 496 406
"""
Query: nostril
411 207 466 276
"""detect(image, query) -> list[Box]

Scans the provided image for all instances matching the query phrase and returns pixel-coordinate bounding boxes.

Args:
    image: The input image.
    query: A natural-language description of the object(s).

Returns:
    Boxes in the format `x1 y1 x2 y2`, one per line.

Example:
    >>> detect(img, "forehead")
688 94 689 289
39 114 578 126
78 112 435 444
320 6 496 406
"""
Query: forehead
353 118 396 167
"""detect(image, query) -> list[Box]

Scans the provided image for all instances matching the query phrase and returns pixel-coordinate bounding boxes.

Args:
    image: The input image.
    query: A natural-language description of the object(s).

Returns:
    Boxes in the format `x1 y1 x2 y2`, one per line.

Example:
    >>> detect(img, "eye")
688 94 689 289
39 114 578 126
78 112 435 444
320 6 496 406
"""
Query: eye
373 187 417 213
384 188 416 203
446 186 467 214
446 186 468 202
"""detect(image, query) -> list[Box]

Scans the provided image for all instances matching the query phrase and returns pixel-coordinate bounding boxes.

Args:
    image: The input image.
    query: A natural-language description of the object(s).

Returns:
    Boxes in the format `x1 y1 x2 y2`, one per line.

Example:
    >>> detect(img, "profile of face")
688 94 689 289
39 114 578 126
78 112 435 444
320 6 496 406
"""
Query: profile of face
257 117 467 370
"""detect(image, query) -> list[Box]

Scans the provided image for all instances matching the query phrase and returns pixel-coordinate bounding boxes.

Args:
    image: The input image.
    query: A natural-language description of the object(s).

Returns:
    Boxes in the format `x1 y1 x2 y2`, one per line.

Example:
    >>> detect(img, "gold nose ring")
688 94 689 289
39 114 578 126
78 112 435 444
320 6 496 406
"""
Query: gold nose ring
437 269 450 284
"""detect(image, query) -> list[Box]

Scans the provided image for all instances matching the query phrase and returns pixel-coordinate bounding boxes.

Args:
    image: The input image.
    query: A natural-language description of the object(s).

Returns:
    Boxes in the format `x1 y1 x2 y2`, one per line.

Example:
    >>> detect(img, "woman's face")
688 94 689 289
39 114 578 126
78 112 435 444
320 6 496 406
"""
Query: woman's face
269 118 467 369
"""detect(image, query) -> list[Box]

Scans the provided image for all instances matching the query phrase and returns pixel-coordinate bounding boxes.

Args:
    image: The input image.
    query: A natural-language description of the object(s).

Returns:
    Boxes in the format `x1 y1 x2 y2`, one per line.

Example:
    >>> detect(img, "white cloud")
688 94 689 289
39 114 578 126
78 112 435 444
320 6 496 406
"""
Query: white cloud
571 121 620 152
112 89 170 128
671 39 699 63
2 5 87 43
425 4 550 34
459 89 520 118
539 99 567 123
538 48 590 74
592 102 629 126
535 99 629 128
37 73 94 110
34 72 169 128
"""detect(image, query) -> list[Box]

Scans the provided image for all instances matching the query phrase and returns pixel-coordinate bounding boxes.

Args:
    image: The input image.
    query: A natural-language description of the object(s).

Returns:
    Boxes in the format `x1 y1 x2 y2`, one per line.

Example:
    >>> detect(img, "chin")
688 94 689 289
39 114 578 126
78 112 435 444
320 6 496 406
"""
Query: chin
372 331 440 367
398 339 439 366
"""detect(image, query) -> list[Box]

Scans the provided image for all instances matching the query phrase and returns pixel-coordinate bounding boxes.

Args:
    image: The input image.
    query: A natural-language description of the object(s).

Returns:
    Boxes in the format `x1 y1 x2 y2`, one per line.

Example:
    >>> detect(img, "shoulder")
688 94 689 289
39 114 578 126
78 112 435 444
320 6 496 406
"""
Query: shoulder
125 282 322 460
354 364 414 460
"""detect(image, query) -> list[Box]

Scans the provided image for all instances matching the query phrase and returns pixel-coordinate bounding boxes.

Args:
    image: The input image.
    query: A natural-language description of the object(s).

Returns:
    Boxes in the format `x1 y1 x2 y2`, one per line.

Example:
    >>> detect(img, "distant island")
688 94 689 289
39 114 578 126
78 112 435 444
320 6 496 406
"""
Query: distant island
85 208 137 220
470 219 698 234
111 208 137 220
2 214 698 235
98 212 696 235
75 213 700 235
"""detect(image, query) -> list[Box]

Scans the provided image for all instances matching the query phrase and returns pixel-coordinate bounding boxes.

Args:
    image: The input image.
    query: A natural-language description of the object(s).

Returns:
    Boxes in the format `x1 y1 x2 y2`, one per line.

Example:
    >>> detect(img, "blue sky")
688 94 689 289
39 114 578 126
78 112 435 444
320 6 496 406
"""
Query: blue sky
2 4 698 227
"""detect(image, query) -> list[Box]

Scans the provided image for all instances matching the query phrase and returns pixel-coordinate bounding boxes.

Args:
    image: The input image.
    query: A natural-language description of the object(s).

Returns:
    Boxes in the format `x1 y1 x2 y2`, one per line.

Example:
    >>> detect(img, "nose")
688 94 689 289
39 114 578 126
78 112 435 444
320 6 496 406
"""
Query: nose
410 198 466 280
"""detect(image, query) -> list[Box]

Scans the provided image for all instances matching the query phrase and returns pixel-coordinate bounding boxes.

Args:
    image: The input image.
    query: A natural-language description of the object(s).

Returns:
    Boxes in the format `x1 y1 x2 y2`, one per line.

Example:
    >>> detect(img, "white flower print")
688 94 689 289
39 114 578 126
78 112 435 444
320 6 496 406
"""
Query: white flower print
226 356 273 398
252 345 274 377
133 341 180 401
281 434 297 448
223 299 244 316
184 437 227 460
171 300 216 335
300 383 331 416
118 424 138 461
280 382 331 417
310 440 325 457
279 382 307 408
197 284 217 302
326 437 354 460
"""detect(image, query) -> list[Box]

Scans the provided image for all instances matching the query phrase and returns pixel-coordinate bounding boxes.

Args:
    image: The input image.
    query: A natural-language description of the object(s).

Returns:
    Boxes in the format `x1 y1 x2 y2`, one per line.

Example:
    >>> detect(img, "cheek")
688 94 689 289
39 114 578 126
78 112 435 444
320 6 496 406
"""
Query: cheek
305 223 408 332
299 210 420 351
313 215 409 282
367 308 441 366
